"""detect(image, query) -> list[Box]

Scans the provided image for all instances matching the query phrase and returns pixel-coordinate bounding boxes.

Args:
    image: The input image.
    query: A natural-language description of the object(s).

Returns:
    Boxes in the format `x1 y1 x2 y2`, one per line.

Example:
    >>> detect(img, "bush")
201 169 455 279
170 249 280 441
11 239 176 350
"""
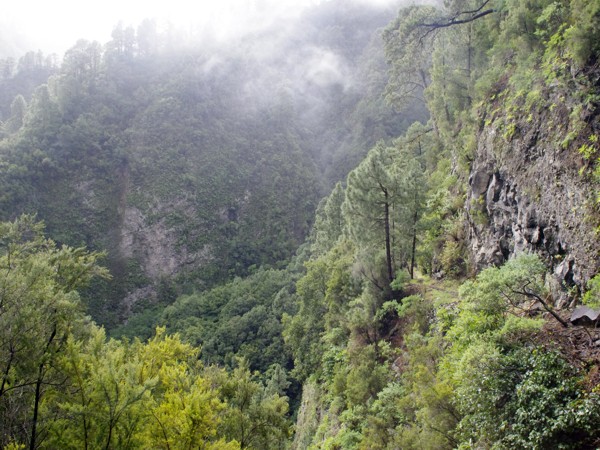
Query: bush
456 347 600 449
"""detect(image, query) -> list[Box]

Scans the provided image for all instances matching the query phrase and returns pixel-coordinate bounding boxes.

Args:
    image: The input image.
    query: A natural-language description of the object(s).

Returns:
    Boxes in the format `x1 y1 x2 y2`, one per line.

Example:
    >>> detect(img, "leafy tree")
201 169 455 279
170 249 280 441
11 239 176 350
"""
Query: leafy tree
161 268 295 374
283 240 360 381
283 257 330 381
136 20 160 58
454 344 600 449
3 94 26 133
216 359 291 450
382 5 438 113
345 345 390 408
45 327 241 449
438 254 600 447
450 254 565 345
0 52 57 122
310 182 345 258
0 215 108 449
47 332 155 449
393 332 458 449
566 0 600 66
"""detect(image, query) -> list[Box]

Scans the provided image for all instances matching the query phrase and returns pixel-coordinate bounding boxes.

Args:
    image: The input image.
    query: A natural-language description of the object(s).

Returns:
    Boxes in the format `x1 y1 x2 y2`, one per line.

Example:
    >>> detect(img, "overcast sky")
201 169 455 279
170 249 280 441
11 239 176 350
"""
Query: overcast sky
3 0 400 57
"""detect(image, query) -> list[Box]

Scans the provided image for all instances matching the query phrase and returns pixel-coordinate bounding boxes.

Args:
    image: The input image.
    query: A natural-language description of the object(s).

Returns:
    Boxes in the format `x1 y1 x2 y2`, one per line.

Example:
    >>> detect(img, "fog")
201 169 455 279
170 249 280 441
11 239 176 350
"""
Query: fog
0 0 433 184
2 0 403 58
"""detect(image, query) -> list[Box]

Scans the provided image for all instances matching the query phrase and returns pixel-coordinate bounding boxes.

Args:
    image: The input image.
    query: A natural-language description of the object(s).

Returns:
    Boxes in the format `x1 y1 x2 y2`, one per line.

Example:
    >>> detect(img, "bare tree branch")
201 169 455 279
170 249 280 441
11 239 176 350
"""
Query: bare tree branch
454 0 492 18
510 286 569 328
419 9 495 30
414 0 495 43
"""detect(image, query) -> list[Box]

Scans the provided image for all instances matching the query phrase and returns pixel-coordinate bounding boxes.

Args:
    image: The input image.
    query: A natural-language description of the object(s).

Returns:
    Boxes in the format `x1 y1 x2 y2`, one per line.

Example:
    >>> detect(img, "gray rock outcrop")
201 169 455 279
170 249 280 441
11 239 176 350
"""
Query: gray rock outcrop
465 84 600 304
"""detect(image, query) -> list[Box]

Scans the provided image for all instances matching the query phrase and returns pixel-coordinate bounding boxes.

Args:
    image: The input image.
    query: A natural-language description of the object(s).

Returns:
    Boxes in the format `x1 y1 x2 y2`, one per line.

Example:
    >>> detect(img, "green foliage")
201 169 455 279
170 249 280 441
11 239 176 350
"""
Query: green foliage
290 242 600 448
216 358 291 449
0 216 298 449
311 182 346 258
439 240 467 278
441 255 600 448
0 51 58 124
583 273 600 308
161 267 296 374
389 270 410 293
358 382 406 450
3 95 26 134
455 346 600 449
0 23 318 328
375 294 421 323
450 254 546 345
417 157 466 276
382 4 438 112
0 0 426 330
397 331 458 449
343 140 425 286
577 134 600 207
46 328 242 450
0 215 109 448
345 345 390 408
293 0 600 447
565 0 600 66
284 240 360 381
3 1 600 449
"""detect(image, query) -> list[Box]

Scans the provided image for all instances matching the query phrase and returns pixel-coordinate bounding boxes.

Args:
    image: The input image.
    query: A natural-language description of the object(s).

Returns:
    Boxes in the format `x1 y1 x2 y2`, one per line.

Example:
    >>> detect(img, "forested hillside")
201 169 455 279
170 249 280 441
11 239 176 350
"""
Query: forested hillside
283 0 600 448
0 0 421 328
1 0 600 449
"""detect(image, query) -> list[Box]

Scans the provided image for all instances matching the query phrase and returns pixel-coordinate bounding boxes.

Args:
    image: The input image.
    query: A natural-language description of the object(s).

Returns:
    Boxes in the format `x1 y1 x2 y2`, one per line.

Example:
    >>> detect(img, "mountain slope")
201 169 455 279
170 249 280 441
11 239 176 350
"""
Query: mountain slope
0 1 420 327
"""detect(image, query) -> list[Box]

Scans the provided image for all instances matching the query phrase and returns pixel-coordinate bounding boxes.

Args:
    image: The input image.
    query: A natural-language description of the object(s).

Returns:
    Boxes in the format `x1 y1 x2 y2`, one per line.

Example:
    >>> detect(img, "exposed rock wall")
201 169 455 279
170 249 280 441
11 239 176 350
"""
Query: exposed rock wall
119 203 212 280
466 83 600 304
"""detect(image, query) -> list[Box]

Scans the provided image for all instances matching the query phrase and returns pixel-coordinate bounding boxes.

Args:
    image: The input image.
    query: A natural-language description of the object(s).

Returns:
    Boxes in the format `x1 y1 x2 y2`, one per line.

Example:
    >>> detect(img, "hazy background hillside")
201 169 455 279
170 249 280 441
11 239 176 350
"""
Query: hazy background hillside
0 0 426 327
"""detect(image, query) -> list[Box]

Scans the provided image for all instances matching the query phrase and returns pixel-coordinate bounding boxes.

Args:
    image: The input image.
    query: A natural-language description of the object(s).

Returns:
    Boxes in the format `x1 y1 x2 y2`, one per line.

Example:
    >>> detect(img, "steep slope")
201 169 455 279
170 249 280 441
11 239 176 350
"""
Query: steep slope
467 72 600 303
283 1 600 448
463 2 600 303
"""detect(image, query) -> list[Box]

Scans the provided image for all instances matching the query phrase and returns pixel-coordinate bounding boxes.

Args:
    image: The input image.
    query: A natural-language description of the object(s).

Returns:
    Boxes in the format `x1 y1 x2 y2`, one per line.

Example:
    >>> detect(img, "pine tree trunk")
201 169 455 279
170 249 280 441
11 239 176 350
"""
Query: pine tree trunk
384 192 393 285
30 326 56 450
410 191 419 279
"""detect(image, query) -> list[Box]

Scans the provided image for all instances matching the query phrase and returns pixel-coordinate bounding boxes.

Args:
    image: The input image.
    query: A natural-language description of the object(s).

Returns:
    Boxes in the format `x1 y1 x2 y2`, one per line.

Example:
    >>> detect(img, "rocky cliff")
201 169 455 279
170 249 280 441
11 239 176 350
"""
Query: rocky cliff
466 71 600 304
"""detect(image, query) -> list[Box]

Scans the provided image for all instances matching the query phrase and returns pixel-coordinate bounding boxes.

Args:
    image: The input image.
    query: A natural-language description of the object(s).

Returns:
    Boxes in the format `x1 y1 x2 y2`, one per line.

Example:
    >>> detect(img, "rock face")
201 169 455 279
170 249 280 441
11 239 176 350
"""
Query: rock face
119 203 212 280
116 200 215 317
466 84 600 303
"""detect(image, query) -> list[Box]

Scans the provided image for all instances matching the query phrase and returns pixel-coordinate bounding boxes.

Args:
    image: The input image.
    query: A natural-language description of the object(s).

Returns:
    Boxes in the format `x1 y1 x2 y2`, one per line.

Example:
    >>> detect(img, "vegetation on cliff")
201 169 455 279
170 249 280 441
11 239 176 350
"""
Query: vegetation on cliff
281 1 600 448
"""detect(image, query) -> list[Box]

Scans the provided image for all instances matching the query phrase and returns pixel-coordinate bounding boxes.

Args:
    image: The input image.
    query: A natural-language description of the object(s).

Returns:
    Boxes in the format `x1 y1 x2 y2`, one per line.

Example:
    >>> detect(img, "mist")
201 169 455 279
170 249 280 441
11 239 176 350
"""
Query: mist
2 0 406 58
1 0 431 185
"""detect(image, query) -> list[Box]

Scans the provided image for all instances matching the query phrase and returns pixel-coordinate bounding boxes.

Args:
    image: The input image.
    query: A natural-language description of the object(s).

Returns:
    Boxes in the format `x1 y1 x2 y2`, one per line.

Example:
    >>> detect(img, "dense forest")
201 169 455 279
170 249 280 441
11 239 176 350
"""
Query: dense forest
1 0 600 448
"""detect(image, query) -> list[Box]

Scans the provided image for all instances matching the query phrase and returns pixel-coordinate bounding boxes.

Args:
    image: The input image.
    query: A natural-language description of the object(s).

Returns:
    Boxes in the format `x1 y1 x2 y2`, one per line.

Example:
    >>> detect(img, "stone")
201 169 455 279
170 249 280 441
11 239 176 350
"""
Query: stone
570 306 600 327
470 168 491 197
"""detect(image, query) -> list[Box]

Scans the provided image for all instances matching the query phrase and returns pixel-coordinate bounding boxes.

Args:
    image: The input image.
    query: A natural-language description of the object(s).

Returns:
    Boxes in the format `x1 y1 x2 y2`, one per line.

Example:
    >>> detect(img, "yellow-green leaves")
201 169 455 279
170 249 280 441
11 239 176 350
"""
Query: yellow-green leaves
47 328 241 450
